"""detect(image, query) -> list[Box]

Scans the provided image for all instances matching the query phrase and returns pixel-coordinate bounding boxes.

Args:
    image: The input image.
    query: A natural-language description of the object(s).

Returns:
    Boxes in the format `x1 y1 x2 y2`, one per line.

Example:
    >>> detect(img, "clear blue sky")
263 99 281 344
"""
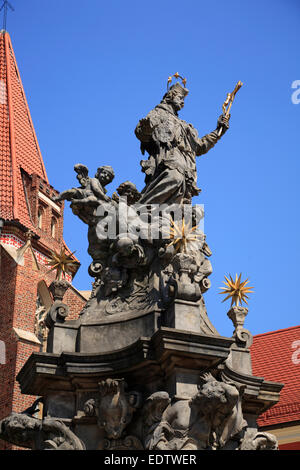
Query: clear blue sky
6 0 300 337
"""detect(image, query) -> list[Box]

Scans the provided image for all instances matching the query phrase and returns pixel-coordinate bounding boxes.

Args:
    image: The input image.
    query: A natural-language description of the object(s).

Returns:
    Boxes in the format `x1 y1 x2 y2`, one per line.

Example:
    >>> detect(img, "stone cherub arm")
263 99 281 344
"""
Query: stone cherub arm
52 163 90 202
71 165 115 206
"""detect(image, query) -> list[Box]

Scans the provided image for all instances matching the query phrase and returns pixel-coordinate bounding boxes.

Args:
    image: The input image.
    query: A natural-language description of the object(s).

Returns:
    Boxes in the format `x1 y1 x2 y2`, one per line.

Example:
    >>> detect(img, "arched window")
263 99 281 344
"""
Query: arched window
38 207 43 229
51 217 57 238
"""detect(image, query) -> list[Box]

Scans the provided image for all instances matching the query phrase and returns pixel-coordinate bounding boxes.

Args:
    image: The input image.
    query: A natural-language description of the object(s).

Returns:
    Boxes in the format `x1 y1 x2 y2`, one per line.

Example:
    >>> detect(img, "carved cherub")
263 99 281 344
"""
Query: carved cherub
112 181 141 206
102 266 128 297
52 163 89 202
53 164 115 206
111 235 146 269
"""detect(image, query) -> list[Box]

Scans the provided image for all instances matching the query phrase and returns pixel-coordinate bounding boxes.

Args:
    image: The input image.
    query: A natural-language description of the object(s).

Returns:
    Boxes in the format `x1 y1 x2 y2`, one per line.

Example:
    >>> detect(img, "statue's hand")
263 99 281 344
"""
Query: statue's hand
217 114 230 136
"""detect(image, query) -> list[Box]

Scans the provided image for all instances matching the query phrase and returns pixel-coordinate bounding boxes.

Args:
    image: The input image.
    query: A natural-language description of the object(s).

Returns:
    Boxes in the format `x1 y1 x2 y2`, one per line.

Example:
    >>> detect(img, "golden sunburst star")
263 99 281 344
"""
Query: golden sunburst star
165 218 200 254
46 247 78 280
219 273 254 307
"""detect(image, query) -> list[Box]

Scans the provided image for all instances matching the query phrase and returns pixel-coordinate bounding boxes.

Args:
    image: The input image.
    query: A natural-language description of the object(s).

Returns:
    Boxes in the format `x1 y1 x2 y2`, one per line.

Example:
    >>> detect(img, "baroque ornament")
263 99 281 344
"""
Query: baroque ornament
46 247 78 280
220 273 254 307
83 379 142 443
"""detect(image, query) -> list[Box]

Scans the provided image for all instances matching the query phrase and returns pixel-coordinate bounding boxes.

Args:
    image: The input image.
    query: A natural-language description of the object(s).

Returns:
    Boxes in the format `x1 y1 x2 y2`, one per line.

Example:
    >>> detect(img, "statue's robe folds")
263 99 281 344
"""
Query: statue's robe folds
135 103 221 205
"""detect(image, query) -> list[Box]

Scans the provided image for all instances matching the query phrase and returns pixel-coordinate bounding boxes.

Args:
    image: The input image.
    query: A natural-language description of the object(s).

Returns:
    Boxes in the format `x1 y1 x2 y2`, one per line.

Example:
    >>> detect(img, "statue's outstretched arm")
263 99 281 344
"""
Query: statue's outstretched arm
196 114 230 156
52 188 78 202
90 179 110 202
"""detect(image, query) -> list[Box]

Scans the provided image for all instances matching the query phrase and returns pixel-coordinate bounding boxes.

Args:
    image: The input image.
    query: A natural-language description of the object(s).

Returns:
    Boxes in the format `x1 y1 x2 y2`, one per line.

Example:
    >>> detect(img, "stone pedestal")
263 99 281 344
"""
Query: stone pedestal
10 327 283 450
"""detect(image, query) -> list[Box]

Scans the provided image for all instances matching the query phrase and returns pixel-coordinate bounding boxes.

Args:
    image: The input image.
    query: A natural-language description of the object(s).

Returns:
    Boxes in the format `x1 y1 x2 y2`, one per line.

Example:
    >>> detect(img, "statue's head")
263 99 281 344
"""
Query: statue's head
162 82 189 112
74 163 89 186
190 372 239 415
192 205 204 227
96 165 115 186
117 181 141 205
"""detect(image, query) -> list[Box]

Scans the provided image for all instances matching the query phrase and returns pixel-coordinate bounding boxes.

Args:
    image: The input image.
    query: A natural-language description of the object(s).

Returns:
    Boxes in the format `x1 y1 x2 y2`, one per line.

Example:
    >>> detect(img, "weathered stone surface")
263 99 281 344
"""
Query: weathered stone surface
142 373 247 450
0 413 85 450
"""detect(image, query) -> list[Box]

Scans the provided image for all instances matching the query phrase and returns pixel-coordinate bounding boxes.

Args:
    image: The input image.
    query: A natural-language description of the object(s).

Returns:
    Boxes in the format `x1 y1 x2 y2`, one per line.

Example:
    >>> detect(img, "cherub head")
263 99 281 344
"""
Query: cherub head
117 181 141 205
95 166 115 187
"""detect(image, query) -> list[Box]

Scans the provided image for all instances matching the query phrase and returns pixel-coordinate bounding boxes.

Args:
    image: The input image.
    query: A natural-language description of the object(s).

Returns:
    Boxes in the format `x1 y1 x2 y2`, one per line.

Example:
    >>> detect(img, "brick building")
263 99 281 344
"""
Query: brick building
0 31 86 449
251 325 300 450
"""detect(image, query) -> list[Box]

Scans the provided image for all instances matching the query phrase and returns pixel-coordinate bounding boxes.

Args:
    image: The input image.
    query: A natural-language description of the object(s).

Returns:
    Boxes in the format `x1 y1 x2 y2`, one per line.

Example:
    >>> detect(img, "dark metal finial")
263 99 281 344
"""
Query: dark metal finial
0 1 14 31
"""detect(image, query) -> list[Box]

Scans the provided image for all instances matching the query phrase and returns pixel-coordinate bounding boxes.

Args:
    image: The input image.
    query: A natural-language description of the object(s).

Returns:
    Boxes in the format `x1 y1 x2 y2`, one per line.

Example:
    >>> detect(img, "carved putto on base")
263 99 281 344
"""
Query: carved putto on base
142 373 248 450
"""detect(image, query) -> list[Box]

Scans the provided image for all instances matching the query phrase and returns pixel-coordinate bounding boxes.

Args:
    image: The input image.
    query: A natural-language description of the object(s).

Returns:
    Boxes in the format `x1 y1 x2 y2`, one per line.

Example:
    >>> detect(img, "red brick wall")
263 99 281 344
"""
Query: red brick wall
0 221 86 450
0 249 17 421
25 173 65 246
64 287 87 320
13 341 40 413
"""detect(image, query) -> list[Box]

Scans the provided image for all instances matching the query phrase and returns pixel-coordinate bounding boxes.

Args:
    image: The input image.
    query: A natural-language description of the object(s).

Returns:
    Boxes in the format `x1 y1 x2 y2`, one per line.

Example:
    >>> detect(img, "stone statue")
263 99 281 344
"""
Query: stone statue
0 413 85 450
135 82 230 204
142 373 247 450
43 79 233 327
0 76 281 453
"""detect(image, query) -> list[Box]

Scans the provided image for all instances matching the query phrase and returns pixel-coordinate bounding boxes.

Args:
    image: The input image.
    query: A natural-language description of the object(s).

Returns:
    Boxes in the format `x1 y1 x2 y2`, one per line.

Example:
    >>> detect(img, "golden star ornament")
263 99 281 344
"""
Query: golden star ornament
46 247 78 280
219 273 254 307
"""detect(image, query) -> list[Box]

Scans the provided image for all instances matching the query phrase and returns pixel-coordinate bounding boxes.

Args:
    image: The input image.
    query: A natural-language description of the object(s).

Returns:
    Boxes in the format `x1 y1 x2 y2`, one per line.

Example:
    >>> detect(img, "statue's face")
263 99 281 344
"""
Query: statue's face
171 91 185 111
123 188 136 204
99 169 112 185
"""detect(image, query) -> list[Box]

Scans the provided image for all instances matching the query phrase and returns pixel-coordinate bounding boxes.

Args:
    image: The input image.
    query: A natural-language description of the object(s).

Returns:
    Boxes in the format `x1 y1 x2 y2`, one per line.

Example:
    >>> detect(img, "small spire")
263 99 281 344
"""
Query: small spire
0 1 14 32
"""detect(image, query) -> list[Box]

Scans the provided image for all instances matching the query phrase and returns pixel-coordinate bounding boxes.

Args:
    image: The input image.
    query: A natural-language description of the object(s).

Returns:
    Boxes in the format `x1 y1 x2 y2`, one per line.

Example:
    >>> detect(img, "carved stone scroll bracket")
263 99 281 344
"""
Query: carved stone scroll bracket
45 280 70 328
200 277 211 294
227 306 253 348
45 300 70 328
88 260 103 279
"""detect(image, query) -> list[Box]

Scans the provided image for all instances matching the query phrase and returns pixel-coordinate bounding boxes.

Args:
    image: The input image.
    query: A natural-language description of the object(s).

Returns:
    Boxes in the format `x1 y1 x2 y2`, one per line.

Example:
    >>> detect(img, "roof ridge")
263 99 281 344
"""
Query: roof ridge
0 31 49 225
6 32 49 184
253 324 300 339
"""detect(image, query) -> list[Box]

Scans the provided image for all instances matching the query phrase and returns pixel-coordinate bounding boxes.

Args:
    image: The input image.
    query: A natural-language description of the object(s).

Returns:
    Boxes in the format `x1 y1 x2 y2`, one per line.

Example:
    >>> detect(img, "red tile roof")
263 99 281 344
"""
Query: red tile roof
0 31 48 226
0 31 79 272
251 325 300 427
